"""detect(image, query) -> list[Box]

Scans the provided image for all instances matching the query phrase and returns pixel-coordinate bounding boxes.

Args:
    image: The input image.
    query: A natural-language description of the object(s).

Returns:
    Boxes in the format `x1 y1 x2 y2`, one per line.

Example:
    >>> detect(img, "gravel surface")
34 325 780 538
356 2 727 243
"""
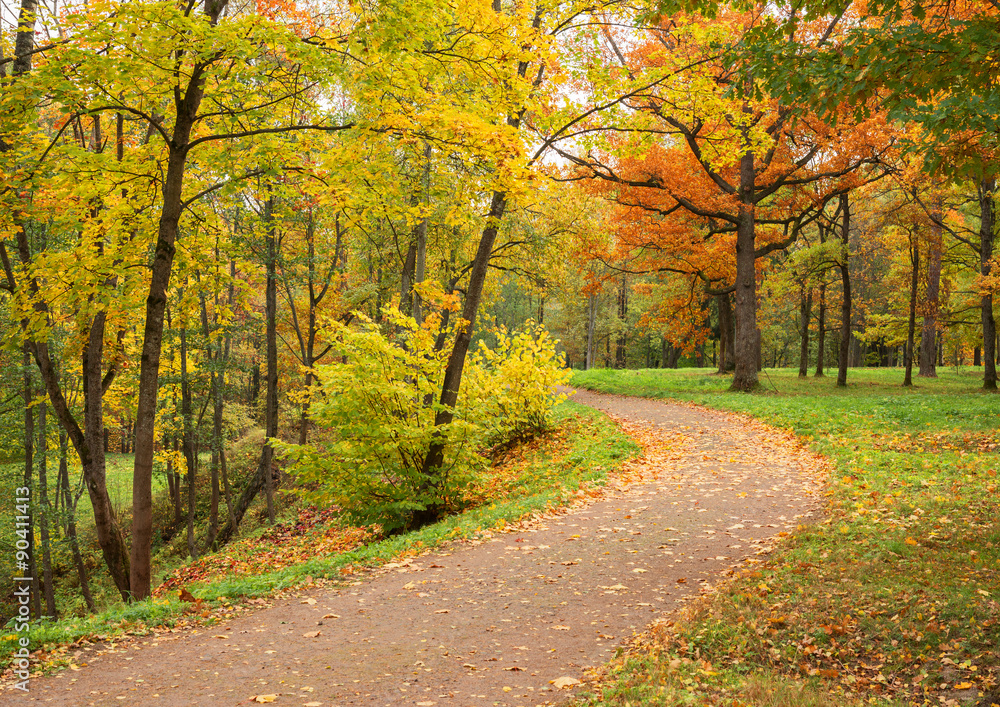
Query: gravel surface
5 388 826 707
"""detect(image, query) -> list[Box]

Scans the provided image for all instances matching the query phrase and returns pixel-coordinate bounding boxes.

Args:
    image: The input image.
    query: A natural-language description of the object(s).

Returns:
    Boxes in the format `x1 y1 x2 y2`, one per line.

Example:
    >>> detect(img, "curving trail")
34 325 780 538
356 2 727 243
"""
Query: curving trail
5 389 826 707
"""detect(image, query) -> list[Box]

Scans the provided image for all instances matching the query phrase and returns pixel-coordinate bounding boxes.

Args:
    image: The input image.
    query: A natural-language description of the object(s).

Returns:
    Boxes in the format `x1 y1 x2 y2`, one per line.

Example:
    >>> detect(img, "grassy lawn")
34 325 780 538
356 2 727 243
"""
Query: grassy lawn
0 452 166 525
571 366 999 707
1 401 640 669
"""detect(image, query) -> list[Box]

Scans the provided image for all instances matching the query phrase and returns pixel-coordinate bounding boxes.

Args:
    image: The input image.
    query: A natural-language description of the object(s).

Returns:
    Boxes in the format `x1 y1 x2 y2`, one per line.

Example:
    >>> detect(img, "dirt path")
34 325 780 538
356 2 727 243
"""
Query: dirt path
5 389 826 707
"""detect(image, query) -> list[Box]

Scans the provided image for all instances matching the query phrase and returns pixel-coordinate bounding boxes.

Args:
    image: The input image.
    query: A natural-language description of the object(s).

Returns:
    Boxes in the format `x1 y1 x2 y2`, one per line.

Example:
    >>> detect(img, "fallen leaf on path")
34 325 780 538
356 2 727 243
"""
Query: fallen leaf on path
321 614 339 619
251 695 278 703
552 676 581 689
504 666 523 671
552 625 570 630
302 631 321 638
301 598 317 605
434 609 449 614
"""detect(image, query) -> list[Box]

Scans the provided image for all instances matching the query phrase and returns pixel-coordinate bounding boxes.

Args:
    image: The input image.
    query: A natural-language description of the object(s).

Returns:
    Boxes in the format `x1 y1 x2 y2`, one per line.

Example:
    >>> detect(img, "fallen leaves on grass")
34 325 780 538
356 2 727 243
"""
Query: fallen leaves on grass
156 509 373 595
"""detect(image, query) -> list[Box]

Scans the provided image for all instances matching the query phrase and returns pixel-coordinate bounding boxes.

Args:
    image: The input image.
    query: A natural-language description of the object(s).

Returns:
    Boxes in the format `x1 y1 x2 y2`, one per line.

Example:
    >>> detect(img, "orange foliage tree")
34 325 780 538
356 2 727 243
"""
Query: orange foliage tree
555 8 893 389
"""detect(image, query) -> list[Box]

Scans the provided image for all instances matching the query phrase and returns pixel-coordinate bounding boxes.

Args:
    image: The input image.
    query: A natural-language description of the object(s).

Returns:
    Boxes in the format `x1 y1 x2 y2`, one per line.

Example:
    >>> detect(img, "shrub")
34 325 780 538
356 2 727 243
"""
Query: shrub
275 308 483 533
277 307 568 533
464 323 569 448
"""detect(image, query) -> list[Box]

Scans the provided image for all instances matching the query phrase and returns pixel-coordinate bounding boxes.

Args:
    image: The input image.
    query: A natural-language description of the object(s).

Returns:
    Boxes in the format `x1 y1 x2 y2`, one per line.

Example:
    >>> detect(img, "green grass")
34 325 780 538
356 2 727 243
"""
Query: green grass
1 401 640 668
572 366 998 707
0 452 175 620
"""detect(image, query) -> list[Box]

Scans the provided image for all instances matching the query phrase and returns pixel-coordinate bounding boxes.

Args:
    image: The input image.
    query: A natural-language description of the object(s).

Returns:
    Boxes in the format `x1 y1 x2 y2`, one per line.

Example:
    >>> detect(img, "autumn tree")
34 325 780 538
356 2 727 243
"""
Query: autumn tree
556 9 890 389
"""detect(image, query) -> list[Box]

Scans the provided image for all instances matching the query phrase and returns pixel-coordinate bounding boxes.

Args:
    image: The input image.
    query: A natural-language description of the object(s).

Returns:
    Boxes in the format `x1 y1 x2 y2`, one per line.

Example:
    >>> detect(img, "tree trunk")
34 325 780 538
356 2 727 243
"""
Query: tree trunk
130 0 229 601
904 235 920 387
59 432 95 612
38 401 57 618
837 193 852 388
585 292 596 370
416 190 508 525
815 280 826 376
180 325 199 560
22 349 40 619
615 274 628 369
919 204 942 377
717 292 734 374
261 196 278 524
730 144 760 391
798 285 812 377
979 178 997 390
412 142 431 326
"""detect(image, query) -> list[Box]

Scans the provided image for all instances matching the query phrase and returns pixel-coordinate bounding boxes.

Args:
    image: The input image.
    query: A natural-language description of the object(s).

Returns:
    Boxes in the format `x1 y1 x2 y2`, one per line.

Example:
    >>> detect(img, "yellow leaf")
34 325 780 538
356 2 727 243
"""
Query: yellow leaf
251 695 278 704
905 537 918 545
552 676 581 689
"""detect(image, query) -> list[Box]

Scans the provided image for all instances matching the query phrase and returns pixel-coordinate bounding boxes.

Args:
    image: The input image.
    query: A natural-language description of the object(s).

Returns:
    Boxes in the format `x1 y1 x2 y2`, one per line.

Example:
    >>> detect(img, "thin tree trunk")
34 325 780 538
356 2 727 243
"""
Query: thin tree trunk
59 432 95 612
261 196 278 524
717 292 734 374
979 178 997 390
130 0 230 600
798 285 812 377
904 235 920 387
413 142 432 325
38 401 57 618
585 292 596 370
837 193 852 388
23 348 40 619
919 202 942 377
815 280 826 376
615 274 628 369
415 190 509 526
180 325 199 560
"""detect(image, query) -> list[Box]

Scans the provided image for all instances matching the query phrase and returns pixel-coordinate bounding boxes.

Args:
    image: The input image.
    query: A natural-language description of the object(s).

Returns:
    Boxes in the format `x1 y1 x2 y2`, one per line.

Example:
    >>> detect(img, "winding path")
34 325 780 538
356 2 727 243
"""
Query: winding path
5 389 826 707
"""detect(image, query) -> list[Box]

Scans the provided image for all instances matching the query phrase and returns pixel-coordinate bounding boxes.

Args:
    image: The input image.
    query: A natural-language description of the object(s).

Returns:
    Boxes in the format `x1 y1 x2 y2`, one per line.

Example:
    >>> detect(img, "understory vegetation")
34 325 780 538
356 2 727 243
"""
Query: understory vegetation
573 367 998 707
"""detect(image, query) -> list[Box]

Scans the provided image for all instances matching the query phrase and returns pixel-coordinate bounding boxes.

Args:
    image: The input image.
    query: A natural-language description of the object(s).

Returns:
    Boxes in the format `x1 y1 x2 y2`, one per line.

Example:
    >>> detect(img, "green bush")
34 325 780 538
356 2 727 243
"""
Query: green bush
465 322 569 447
277 309 568 533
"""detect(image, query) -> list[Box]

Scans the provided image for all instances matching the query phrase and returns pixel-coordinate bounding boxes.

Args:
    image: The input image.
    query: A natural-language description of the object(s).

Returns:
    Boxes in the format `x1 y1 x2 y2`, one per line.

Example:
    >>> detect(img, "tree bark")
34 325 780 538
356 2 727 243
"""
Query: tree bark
815 280 826 376
130 0 229 600
837 193 852 388
59 432 95 612
415 190 508 525
261 195 278 524
798 285 812 377
730 146 759 391
979 178 997 390
413 142 431 325
180 324 199 560
919 202 942 377
716 292 734 374
615 274 628 369
38 401 57 618
585 292 596 370
23 349 40 619
904 234 920 387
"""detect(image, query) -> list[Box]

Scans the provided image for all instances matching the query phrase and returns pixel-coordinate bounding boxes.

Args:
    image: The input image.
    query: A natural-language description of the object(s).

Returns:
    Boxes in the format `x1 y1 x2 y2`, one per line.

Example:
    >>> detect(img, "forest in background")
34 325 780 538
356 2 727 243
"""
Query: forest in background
1 0 997 625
